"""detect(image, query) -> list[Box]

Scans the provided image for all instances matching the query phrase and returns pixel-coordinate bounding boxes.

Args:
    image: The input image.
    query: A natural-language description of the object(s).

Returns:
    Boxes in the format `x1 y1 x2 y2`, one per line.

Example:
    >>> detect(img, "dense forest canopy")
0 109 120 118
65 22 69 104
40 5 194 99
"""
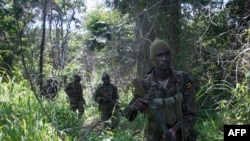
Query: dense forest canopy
0 0 250 140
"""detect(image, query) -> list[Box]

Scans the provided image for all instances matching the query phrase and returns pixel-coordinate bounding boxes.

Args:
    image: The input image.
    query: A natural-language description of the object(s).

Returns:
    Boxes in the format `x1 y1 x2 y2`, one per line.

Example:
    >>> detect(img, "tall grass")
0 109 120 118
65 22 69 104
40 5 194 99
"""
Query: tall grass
0 76 67 141
2 75 248 141
0 76 146 141
218 82 250 124
195 80 250 141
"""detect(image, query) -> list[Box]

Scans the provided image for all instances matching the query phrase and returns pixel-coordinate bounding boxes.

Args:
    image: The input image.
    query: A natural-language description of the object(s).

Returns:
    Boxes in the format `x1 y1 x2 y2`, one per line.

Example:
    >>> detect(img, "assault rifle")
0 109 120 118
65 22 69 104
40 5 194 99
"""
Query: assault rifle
132 78 175 141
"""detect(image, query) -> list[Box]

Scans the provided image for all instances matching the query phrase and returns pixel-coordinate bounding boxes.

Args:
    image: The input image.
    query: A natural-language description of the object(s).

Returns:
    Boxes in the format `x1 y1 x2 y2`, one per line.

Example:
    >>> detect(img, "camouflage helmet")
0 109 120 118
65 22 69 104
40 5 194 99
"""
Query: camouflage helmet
102 72 110 79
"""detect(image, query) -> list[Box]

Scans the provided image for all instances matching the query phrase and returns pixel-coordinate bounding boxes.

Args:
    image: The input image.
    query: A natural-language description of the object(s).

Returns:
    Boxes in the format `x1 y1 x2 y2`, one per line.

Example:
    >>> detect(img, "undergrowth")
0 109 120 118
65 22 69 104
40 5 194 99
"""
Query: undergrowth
1 76 249 141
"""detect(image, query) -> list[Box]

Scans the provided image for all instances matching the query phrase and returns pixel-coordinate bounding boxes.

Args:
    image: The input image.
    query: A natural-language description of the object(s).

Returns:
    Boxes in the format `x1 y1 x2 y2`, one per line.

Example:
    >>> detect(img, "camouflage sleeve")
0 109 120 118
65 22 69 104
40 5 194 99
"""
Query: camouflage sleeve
124 92 141 122
112 85 119 101
174 72 197 136
124 78 149 122
80 84 84 100
64 82 72 95
93 84 102 102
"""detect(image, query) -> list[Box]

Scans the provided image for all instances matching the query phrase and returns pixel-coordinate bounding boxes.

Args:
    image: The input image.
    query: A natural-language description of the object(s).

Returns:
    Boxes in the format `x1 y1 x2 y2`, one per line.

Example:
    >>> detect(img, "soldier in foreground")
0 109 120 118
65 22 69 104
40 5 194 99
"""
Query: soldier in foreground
124 38 197 141
93 72 120 129
64 74 86 119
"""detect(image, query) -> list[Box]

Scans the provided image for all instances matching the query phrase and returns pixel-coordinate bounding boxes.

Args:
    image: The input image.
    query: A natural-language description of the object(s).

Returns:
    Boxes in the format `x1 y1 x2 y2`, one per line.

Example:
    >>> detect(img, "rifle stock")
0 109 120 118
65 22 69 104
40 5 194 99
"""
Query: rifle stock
131 78 175 141
131 78 146 97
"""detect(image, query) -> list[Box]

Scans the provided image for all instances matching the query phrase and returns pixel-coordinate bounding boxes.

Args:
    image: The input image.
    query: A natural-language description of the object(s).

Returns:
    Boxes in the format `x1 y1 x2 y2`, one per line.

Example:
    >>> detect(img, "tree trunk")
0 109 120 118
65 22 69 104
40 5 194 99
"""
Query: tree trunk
39 0 48 94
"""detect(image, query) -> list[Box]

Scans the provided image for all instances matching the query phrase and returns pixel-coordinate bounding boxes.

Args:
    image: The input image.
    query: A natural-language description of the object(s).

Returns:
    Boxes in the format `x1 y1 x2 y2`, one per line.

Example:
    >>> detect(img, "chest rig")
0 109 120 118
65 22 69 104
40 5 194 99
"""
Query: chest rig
67 82 82 97
98 84 115 99
142 71 184 127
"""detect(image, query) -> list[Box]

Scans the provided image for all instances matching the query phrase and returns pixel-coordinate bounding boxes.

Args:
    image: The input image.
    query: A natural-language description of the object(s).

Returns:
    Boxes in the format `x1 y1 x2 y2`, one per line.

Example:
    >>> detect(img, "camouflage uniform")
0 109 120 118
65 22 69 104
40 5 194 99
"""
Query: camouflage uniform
42 78 59 101
64 75 86 118
94 82 120 128
124 69 197 141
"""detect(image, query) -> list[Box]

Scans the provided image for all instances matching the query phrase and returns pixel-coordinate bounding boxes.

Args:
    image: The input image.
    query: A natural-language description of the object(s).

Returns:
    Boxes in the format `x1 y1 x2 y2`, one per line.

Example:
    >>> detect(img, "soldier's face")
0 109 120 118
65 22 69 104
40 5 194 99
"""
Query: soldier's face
102 77 110 85
74 76 81 82
153 49 171 70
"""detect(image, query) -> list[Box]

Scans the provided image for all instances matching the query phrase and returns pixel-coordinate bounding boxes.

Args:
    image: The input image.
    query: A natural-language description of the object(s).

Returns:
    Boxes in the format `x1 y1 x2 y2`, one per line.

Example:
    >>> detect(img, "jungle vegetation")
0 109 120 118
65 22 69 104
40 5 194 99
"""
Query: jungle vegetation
0 0 250 140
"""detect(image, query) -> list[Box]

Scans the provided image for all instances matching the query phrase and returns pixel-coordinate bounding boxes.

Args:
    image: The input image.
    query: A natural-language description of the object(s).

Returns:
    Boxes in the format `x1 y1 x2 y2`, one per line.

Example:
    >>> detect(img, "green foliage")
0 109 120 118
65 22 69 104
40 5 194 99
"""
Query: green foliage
196 113 223 141
2 0 250 140
217 82 250 124
86 7 121 30
0 76 72 140
85 8 123 51
0 74 146 140
196 79 250 141
2 59 250 141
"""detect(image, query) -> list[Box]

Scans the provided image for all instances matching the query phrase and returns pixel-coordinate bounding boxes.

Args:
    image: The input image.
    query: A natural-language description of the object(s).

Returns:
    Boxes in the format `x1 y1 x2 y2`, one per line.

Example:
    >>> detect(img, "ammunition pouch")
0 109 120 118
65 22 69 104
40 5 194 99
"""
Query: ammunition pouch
152 93 183 126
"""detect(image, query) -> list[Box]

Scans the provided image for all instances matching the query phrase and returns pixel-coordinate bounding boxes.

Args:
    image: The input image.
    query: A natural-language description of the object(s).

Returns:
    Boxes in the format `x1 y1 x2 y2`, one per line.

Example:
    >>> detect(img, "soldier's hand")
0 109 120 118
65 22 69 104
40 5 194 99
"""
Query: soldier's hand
169 128 176 141
114 103 120 109
162 129 176 141
133 98 148 112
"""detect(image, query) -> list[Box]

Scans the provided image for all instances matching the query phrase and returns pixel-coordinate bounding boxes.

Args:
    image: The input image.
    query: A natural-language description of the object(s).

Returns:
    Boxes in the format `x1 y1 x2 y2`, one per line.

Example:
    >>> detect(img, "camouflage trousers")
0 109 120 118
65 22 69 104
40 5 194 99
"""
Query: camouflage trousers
70 100 84 118
100 106 120 129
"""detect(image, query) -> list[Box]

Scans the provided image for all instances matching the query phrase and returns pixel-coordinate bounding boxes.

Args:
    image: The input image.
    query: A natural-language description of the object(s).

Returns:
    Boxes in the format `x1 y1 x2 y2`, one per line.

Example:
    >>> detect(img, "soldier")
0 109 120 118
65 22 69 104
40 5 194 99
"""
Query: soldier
124 38 197 141
42 77 59 101
93 72 120 129
64 74 86 119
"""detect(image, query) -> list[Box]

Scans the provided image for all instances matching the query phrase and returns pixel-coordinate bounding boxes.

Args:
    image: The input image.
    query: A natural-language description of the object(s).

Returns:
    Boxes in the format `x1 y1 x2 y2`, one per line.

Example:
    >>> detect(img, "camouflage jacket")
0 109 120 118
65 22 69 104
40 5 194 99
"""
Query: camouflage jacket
94 83 119 108
42 78 58 97
64 81 84 102
124 69 197 141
